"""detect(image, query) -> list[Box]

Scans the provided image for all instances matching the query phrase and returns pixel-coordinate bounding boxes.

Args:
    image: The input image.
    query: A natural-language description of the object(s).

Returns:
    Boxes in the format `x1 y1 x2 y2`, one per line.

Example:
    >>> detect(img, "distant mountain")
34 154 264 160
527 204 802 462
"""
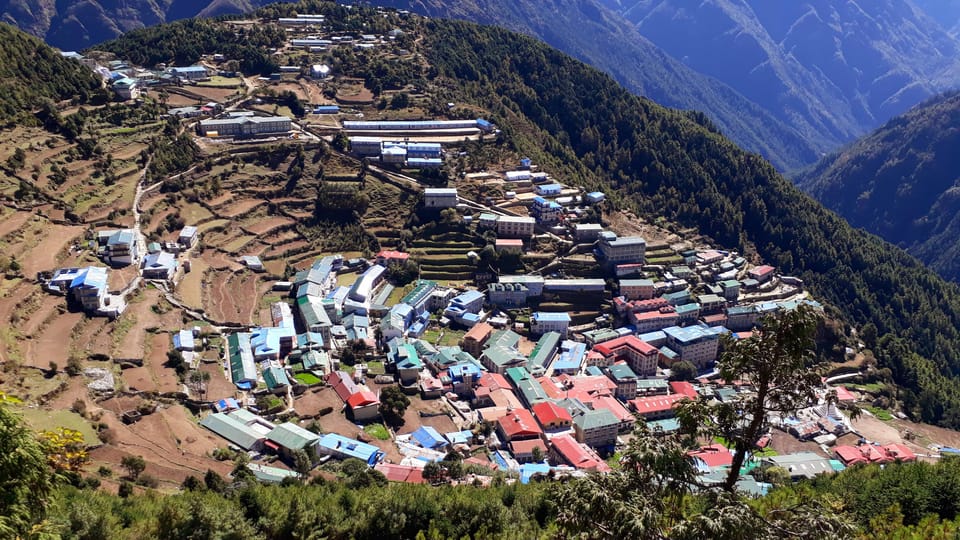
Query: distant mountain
0 0 285 51
797 92 960 282
369 0 821 171
912 0 960 35
601 0 960 156
0 23 103 124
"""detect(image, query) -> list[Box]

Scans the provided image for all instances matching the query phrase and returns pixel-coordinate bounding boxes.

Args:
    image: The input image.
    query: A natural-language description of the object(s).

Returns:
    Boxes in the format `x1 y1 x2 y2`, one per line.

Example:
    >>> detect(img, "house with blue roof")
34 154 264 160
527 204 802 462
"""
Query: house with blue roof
530 312 571 337
250 326 295 361
316 433 384 465
446 430 474 446
173 329 195 352
448 362 482 396
552 340 586 375
102 229 139 266
663 325 721 369
443 290 485 325
62 266 109 312
411 426 448 450
169 65 210 80
535 183 562 196
142 252 178 280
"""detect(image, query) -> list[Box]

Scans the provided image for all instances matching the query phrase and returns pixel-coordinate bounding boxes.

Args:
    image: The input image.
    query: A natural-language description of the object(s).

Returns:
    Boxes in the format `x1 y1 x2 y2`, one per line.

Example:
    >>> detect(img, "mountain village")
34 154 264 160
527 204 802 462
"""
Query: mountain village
23 8 932 492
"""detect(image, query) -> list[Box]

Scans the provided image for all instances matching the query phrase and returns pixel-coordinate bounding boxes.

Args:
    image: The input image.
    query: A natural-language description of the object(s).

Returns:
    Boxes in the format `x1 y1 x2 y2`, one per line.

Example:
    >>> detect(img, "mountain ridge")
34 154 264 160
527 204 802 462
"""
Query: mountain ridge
797 91 960 283
369 0 822 171
602 0 960 159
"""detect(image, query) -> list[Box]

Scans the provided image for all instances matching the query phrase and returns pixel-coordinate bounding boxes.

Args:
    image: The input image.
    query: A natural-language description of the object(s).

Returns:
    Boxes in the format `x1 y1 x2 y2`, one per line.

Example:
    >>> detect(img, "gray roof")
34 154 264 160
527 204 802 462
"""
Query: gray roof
200 413 264 450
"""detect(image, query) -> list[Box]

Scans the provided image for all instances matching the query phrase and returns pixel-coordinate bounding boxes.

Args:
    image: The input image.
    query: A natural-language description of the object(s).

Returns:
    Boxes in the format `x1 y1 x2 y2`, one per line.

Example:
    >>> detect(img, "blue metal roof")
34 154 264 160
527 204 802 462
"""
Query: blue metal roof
411 426 448 449
532 312 571 322
317 433 384 465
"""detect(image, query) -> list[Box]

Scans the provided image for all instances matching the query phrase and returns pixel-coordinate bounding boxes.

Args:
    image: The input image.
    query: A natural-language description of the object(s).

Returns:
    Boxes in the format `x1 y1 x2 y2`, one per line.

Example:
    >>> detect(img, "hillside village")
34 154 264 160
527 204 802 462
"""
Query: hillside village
2 6 938 492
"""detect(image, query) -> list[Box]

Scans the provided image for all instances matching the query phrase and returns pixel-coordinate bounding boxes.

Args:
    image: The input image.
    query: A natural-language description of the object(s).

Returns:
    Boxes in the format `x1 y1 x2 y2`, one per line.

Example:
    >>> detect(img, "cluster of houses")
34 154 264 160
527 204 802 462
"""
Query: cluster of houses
41 225 199 317
280 12 407 53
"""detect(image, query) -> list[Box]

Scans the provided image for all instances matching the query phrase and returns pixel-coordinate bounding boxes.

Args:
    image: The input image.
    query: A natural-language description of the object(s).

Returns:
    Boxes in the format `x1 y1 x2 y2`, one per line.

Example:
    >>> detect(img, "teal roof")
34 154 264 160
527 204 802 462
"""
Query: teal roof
607 363 637 382
247 463 299 484
263 366 290 389
505 367 548 406
483 346 525 369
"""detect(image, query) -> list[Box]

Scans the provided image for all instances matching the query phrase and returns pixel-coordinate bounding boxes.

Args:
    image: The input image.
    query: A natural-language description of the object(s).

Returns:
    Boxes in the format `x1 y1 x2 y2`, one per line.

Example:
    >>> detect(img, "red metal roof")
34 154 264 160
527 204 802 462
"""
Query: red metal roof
478 372 511 391
882 443 916 462
497 409 543 440
531 401 572 427
510 438 548 456
375 463 427 484
688 443 733 469
593 335 658 357
592 395 634 424
669 381 698 399
628 394 686 415
834 386 857 402
551 434 612 472
346 391 379 408
377 250 410 260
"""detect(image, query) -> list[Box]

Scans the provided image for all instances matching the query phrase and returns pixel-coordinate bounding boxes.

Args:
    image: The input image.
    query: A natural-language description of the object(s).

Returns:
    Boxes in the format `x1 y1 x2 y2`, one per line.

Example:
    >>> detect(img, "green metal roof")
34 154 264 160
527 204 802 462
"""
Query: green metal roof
573 408 619 431
266 422 320 451
607 363 637 382
528 332 560 370
263 366 290 389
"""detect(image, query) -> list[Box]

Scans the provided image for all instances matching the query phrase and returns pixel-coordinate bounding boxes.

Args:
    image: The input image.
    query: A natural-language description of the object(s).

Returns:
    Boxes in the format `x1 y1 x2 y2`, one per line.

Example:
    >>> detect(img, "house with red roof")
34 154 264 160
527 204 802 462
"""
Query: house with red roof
550 434 612 472
835 443 916 466
511 438 549 463
376 250 410 266
688 443 733 470
327 370 360 402
346 390 380 421
592 335 659 376
833 386 857 402
748 265 775 283
669 381 699 399
628 394 687 420
592 395 636 433
497 409 543 442
474 372 525 409
557 374 617 401
531 401 573 432
375 463 426 484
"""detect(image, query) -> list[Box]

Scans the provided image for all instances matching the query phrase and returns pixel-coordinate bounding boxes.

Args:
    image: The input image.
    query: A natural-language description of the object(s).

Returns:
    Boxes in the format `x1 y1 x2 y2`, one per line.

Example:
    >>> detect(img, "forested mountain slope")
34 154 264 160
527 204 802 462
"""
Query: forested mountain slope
416 18 960 428
368 0 820 171
797 92 960 283
602 0 960 157
0 23 104 124
0 0 288 50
